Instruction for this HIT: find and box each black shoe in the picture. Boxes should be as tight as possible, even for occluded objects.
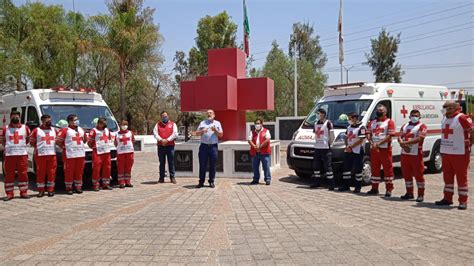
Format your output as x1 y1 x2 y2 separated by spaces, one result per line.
93 187 100 192
435 199 453 206
3 195 13 201
119 184 125 189
338 185 350 192
458 203 467 210
265 181 271 186
66 190 74 195
158 179 165 183
47 192 54 197
384 191 392 198
400 193 414 200
170 178 177 184
250 180 259 185
37 191 45 198
367 189 379 195
328 180 335 191
125 184 133 188
75 190 83 194
353 187 361 193
309 183 321 189
102 186 113 190
196 183 204 189
209 182 215 188
416 196 424 202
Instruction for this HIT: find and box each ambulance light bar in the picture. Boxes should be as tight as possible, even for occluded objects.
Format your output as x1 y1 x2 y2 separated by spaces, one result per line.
51 87 97 93
326 82 366 90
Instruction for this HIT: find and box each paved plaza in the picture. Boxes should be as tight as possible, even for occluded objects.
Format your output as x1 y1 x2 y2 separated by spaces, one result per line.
0 152 473 265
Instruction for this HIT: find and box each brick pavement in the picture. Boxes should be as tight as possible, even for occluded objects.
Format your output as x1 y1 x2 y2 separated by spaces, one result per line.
0 152 473 265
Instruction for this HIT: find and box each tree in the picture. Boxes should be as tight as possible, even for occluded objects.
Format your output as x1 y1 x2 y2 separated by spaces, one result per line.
288 22 327 116
289 22 327 69
365 28 403 83
261 41 293 120
91 0 163 120
188 11 237 77
0 0 34 91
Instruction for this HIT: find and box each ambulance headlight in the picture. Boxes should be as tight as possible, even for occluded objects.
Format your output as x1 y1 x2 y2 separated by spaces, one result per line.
334 132 346 144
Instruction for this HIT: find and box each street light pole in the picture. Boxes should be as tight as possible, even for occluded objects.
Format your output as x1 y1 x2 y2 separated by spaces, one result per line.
293 42 298 117
343 66 354 84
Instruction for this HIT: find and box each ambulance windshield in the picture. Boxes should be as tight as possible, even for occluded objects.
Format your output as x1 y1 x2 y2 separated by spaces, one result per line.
303 100 372 129
40 105 118 131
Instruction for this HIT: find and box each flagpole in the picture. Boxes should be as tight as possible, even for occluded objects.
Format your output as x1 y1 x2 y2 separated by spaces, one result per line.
338 0 344 84
294 43 298 117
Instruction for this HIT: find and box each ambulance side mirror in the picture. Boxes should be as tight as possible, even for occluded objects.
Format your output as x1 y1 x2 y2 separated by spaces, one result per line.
26 121 39 131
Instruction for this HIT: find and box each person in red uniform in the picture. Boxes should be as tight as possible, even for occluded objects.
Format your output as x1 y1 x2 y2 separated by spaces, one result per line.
115 120 135 188
398 110 428 202
367 104 396 197
88 117 112 191
56 114 86 195
30 114 57 197
153 111 178 184
435 101 474 210
1 110 30 201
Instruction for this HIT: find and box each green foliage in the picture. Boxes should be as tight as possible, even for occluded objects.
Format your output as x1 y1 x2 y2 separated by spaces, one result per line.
188 11 237 77
0 0 166 134
365 28 403 83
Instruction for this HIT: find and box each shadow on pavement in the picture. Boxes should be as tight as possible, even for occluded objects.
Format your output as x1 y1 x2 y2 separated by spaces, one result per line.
141 181 159 185
411 202 457 210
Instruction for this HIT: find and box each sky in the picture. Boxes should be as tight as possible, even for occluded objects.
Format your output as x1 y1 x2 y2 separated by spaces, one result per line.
14 0 474 88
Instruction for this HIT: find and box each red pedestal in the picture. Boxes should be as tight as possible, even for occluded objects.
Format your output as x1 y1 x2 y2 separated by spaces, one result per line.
180 48 274 141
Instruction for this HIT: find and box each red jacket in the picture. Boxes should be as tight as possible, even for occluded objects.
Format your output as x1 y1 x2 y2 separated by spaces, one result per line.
249 128 271 156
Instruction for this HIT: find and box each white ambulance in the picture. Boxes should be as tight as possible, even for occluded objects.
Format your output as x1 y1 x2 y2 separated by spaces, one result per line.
0 88 119 182
287 82 454 184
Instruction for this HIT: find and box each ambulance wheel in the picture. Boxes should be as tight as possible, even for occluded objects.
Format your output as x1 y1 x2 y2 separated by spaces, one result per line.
362 156 372 185
427 143 442 173
295 171 312 178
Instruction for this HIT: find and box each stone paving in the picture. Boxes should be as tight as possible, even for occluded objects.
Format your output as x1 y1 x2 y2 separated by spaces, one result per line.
0 152 473 265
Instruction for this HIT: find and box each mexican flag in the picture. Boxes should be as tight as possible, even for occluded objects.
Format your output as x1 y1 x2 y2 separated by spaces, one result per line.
243 0 250 57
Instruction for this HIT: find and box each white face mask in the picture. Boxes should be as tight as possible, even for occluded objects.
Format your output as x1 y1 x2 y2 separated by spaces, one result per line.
255 124 262 130
74 120 80 126
121 125 128 131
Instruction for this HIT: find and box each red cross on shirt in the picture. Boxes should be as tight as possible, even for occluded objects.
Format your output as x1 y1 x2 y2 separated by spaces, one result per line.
120 135 130 145
442 124 454 139
347 131 356 142
41 132 54 145
315 127 324 138
9 130 23 144
72 133 82 145
373 124 384 136
400 105 408 118
99 133 109 142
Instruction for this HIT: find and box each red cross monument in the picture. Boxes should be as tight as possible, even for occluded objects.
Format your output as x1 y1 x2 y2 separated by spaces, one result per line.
180 48 274 141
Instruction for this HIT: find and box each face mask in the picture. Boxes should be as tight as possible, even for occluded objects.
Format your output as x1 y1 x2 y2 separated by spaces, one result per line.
121 125 128 131
441 108 447 116
74 120 80 126
45 121 52 127
162 117 169 123
410 117 420 123
255 124 262 130
376 111 384 117
11 117 19 124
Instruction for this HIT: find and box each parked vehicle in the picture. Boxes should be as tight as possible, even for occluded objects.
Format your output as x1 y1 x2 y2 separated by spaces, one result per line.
287 82 458 184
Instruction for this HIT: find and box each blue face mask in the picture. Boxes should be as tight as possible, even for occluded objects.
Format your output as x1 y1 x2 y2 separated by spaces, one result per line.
162 117 169 123
410 116 420 123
